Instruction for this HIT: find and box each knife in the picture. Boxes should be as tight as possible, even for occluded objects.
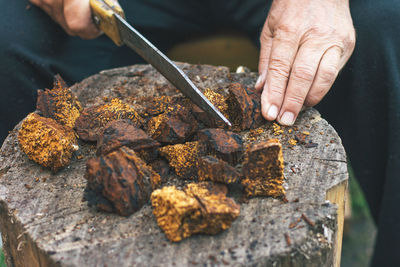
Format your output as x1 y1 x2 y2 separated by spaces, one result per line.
89 0 232 127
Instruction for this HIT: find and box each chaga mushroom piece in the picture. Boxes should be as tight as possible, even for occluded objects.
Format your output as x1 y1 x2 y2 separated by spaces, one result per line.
36 75 82 128
143 95 189 118
197 128 244 165
159 141 206 179
149 159 170 180
143 96 175 117
151 186 200 242
74 98 144 141
184 182 239 235
226 83 264 131
147 104 198 144
241 139 285 198
151 182 240 242
96 120 160 156
18 113 78 172
197 156 241 184
192 88 229 128
85 146 161 216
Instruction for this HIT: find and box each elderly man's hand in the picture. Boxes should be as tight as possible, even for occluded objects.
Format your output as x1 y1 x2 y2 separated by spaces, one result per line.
29 0 102 39
255 0 356 126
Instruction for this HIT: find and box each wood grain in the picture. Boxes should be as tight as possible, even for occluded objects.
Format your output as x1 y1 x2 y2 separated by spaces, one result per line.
0 63 348 267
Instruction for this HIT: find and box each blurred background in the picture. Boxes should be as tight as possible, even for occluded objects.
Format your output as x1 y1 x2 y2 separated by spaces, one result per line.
0 33 375 267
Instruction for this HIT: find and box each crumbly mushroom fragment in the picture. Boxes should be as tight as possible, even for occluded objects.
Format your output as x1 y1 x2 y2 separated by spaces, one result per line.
241 139 285 198
151 182 240 242
36 75 82 128
192 88 229 128
159 141 206 178
18 113 78 172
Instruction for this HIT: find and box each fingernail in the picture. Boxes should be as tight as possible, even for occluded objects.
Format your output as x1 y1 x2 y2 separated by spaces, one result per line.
267 105 278 120
280 112 295 126
255 73 264 88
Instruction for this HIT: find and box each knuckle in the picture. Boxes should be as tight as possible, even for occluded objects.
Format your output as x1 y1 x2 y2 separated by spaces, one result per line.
286 93 305 106
275 23 297 36
273 26 299 47
260 31 271 43
304 24 333 41
304 94 321 107
291 65 315 83
307 24 328 36
339 29 356 51
319 65 338 84
305 88 326 106
274 35 298 49
65 18 86 33
268 57 291 80
347 31 356 49
269 87 285 98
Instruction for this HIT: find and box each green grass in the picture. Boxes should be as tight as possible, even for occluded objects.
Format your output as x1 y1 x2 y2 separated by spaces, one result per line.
341 163 376 267
0 248 5 267
348 164 372 219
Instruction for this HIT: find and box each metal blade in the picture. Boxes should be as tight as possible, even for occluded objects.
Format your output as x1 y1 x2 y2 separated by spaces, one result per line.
114 14 231 127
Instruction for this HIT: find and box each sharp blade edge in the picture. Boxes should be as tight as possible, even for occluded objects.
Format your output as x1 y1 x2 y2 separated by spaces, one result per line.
114 14 231 126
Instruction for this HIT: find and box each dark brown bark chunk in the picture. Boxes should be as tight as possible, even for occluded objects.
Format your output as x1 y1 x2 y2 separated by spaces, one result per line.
147 104 198 144
197 128 244 165
147 114 193 144
85 146 161 216
241 139 285 198
96 120 159 156
226 83 264 131
149 159 170 181
74 99 144 141
197 156 241 184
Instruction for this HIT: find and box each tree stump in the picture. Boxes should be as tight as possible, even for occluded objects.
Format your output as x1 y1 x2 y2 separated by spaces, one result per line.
0 63 347 267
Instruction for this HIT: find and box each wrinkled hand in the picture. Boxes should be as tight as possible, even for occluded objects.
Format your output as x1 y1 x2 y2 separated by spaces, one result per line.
29 0 101 39
255 0 356 126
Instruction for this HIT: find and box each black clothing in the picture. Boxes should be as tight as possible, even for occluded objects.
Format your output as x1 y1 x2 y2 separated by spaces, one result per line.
0 0 399 265
317 1 400 265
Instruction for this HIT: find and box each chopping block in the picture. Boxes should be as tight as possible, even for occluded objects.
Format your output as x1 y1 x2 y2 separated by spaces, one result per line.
0 63 347 267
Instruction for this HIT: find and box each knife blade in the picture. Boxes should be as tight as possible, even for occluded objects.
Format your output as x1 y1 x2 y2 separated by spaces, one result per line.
90 0 231 127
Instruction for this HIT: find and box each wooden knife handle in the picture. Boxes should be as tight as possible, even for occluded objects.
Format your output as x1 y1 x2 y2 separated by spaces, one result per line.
90 0 125 46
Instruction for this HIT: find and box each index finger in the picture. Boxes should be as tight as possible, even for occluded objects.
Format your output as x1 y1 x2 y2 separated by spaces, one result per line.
261 31 299 121
278 44 323 125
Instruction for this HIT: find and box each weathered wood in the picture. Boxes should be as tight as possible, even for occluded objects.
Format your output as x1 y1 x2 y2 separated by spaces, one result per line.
0 63 348 267
326 180 348 267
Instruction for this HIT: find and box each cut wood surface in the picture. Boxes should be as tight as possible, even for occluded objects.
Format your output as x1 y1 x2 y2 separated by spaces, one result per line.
0 63 348 267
